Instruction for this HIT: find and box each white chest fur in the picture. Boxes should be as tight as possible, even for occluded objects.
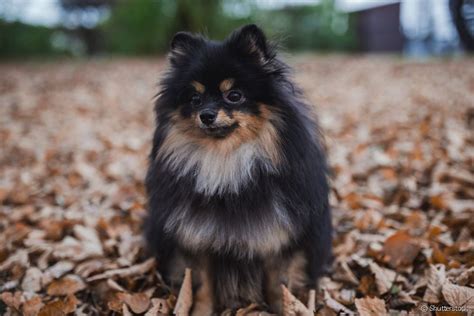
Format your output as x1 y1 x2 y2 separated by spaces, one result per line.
157 125 278 196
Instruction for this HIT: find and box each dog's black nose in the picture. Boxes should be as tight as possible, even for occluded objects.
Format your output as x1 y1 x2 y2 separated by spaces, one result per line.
199 110 217 125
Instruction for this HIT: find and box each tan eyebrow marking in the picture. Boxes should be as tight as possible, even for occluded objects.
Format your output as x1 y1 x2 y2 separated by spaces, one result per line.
219 78 235 93
191 81 205 94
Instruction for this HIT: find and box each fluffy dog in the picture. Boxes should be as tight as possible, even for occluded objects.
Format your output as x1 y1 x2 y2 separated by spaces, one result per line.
145 24 332 314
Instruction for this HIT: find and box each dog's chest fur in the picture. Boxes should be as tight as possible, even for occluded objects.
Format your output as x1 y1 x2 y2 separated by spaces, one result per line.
158 125 278 196
157 129 293 258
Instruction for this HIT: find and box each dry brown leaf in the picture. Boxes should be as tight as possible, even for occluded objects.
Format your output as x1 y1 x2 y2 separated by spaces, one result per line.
322 290 352 315
74 259 107 278
0 291 23 311
423 264 446 303
53 236 100 261
42 261 75 285
73 225 104 255
107 293 123 312
22 296 44 316
38 295 78 316
107 278 127 292
118 233 142 265
383 231 421 268
47 274 86 296
441 282 474 309
390 291 416 309
337 289 355 305
0 249 29 271
87 258 155 281
21 267 43 293
0 280 19 292
307 289 316 314
122 303 133 316
355 297 387 316
246 312 275 316
236 303 259 316
174 268 193 316
63 295 80 313
333 260 358 285
369 262 396 295
281 284 312 316
38 300 67 316
117 292 151 314
145 298 172 315
357 274 378 297
455 266 474 286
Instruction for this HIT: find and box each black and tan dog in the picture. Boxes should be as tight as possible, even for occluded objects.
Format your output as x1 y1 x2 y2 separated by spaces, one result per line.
144 24 332 315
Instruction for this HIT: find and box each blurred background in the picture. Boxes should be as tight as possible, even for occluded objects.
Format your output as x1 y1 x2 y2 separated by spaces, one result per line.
1 0 473 59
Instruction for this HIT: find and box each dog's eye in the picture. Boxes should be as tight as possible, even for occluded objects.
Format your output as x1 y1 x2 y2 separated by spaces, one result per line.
190 93 202 107
224 90 244 104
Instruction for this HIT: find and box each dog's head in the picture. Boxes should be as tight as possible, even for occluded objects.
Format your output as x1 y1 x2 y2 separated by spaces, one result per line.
159 25 284 146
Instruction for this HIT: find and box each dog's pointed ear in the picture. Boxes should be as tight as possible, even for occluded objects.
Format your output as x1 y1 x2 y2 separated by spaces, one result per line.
169 32 203 64
227 24 270 62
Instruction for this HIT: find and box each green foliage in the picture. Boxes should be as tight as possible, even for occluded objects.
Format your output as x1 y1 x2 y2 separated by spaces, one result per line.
0 0 357 57
101 0 250 55
101 0 172 54
252 0 357 51
0 21 61 57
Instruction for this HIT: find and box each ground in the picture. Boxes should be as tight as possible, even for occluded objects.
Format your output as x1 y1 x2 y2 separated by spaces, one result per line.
0 56 473 315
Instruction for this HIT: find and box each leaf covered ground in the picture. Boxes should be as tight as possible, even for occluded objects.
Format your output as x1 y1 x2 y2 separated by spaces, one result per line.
0 56 473 315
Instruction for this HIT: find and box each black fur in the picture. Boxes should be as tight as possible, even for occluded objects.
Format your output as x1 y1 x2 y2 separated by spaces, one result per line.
145 24 332 313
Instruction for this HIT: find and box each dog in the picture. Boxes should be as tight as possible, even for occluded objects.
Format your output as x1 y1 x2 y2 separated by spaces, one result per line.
144 24 332 315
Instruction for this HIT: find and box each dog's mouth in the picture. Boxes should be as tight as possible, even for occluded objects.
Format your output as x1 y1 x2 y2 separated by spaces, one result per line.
200 123 238 138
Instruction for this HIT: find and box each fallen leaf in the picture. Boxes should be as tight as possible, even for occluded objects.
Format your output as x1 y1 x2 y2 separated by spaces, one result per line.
73 225 104 256
145 298 172 315
0 249 29 271
369 262 396 294
107 278 127 292
307 289 316 314
423 264 446 303
236 303 259 316
355 297 387 316
42 260 75 285
117 292 150 314
87 258 155 281
174 268 193 316
322 290 352 315
63 295 80 313
281 284 312 316
21 267 43 293
441 282 474 309
338 289 355 305
47 275 86 296
74 259 107 278
383 231 421 268
22 296 44 316
0 291 23 311
122 303 133 316
38 300 66 316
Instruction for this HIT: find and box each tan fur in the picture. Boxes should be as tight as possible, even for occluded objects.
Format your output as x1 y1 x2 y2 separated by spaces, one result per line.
157 104 282 195
166 251 188 291
264 251 309 314
191 81 206 94
264 259 286 314
215 110 235 126
287 251 308 294
192 261 214 316
219 78 234 92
